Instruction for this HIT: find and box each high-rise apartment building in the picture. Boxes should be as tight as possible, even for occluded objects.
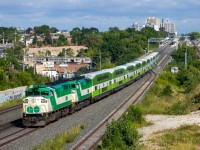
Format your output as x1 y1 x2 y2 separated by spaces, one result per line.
146 17 161 28
146 17 161 31
132 21 141 31
163 20 176 34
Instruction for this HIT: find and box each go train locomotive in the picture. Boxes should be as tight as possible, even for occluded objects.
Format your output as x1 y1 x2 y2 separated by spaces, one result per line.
22 52 159 126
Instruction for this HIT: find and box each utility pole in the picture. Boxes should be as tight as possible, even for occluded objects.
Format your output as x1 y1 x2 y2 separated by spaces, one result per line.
34 54 36 74
64 50 67 78
23 50 25 72
185 41 187 70
24 28 26 46
99 49 101 70
15 30 16 43
3 32 4 44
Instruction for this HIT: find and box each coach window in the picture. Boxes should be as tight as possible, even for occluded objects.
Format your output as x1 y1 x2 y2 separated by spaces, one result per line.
109 81 112 85
95 86 97 90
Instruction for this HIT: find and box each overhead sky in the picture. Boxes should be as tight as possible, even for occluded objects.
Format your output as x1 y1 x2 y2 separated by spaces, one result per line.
0 0 199 34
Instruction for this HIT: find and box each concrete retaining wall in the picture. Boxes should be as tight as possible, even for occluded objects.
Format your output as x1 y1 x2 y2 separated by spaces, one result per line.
0 86 27 103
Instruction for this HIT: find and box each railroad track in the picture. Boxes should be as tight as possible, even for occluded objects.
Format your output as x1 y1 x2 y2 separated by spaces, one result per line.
0 104 22 115
70 51 171 150
0 127 38 147
70 70 157 150
0 118 23 133
157 54 171 70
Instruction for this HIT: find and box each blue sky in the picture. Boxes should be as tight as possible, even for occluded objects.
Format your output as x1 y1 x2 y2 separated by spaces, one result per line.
0 0 199 34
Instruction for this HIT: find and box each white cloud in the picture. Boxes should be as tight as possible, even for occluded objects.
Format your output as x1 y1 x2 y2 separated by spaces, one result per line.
0 0 199 33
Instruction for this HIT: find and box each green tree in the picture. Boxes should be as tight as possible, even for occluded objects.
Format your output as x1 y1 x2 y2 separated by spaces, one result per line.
190 32 200 40
57 35 67 46
0 71 9 90
32 34 38 45
101 119 139 149
82 33 103 48
75 67 90 76
162 85 173 96
45 50 51 57
34 24 51 35
70 27 82 45
18 72 34 86
0 58 10 71
50 27 59 33
44 34 52 45
58 48 74 57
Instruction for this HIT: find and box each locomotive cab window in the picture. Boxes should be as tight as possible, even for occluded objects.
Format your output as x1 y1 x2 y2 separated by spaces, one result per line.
26 91 33 96
50 91 54 97
71 84 77 88
41 91 49 96
33 91 40 96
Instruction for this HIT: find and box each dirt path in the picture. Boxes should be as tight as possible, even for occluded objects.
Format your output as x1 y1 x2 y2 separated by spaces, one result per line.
139 111 200 148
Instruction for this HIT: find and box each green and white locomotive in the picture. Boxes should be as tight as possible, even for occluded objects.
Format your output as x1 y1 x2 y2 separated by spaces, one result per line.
22 52 159 126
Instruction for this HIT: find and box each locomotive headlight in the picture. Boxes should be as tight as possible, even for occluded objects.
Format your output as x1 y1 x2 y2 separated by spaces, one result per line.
23 99 28 103
41 99 47 103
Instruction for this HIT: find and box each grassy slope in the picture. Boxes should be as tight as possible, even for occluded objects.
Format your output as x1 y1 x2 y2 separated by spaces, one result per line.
0 98 23 110
138 72 200 115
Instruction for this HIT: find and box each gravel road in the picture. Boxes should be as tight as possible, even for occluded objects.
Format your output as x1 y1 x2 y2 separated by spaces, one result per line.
139 111 200 148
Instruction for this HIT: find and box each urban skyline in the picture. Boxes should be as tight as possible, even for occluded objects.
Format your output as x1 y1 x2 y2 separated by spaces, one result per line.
0 0 199 34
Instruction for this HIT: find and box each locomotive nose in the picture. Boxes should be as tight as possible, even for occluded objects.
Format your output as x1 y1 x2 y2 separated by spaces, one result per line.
26 106 40 113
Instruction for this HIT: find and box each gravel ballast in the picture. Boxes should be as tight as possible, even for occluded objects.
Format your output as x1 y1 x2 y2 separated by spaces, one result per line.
1 74 150 150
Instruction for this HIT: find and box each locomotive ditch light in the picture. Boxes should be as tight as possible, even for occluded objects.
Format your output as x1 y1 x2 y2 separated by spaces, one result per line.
23 99 28 103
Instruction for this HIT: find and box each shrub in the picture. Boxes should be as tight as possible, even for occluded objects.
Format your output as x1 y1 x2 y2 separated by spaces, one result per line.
124 106 145 124
192 93 200 104
101 119 139 149
101 120 127 149
162 85 173 96
167 101 189 115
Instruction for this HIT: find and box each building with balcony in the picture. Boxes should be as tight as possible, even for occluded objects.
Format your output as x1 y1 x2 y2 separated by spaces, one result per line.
163 20 176 35
146 17 161 31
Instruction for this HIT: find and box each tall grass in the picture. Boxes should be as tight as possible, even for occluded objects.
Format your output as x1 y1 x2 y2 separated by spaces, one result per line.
138 70 200 115
0 98 23 110
33 124 86 150
151 124 200 150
